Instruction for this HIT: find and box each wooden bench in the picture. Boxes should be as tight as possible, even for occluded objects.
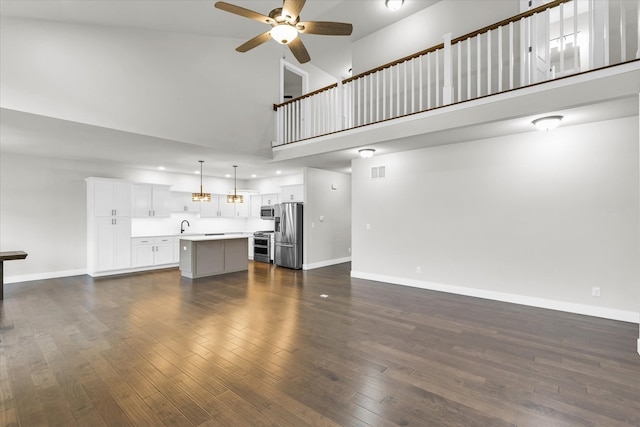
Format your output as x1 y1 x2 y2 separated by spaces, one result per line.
0 251 28 299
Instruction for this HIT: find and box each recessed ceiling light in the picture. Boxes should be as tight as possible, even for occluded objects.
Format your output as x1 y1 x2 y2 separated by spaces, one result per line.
194 170 200 175
276 170 282 175
225 174 231 178
158 166 165 170
251 174 257 178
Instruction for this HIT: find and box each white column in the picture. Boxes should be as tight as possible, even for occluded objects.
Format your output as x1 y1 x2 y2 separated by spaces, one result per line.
442 32 454 105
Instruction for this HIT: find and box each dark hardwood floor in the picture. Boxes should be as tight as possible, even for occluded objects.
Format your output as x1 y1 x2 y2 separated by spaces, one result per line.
0 262 638 426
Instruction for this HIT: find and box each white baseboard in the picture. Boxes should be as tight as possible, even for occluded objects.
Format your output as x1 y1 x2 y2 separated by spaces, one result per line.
350 271 640 324
4 268 87 284
89 263 179 278
303 257 351 270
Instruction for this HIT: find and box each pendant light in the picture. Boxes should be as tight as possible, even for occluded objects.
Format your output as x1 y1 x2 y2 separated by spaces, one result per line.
192 160 212 202
227 165 244 203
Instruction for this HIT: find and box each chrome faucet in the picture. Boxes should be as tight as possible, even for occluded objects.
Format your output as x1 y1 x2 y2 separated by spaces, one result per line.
180 219 190 234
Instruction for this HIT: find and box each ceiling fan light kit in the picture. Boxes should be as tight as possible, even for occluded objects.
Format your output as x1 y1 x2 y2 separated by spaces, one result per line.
271 23 298 44
214 0 353 64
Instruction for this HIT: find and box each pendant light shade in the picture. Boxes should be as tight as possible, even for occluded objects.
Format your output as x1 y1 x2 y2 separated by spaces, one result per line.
227 165 244 203
192 160 212 202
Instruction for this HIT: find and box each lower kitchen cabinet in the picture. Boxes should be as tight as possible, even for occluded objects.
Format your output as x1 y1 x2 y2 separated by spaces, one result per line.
94 218 131 273
131 236 177 268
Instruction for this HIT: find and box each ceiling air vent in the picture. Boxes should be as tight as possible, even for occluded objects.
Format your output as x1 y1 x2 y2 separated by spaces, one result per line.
370 165 386 179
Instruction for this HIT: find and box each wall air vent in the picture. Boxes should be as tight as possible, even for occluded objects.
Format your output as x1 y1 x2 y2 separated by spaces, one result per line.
370 165 386 179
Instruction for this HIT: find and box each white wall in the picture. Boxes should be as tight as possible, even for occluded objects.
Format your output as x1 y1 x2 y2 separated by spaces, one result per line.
303 167 351 269
351 0 520 74
352 116 639 322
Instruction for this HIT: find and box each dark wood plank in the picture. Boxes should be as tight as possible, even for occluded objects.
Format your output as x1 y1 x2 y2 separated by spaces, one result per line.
0 262 638 426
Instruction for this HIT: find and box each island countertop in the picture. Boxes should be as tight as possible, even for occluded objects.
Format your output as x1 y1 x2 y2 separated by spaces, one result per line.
178 233 251 242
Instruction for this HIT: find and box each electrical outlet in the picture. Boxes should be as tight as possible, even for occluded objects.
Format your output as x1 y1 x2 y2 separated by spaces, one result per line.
416 266 422 273
366 224 371 230
592 287 601 297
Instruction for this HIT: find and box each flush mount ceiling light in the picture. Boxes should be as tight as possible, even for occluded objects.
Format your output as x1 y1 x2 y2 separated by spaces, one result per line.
192 160 212 202
385 0 404 11
270 23 299 44
532 115 563 131
227 165 244 204
359 148 376 158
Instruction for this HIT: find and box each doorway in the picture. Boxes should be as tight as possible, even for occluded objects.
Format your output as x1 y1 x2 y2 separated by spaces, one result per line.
280 59 308 103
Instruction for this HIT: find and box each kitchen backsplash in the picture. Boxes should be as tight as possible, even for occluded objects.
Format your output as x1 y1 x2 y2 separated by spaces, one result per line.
131 213 274 237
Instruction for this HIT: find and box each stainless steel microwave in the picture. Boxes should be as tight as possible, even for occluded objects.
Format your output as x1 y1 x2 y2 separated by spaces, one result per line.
260 205 276 220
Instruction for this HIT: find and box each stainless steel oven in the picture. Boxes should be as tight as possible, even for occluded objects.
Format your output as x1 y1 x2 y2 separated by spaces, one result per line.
253 231 273 263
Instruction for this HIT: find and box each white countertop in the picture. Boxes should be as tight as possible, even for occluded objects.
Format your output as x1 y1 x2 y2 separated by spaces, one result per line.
132 232 255 239
178 234 251 242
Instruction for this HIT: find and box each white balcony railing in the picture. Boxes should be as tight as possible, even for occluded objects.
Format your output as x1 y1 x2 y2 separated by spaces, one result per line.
274 0 640 146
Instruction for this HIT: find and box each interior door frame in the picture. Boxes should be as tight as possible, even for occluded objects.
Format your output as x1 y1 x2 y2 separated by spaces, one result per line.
280 59 309 103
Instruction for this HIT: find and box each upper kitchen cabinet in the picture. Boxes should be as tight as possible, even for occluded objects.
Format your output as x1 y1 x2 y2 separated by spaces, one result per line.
250 195 262 217
280 185 304 202
200 194 233 218
170 191 201 214
132 184 171 218
261 193 280 206
88 178 132 217
233 194 250 218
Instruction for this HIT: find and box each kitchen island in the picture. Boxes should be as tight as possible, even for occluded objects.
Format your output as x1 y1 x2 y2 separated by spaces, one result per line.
179 235 249 279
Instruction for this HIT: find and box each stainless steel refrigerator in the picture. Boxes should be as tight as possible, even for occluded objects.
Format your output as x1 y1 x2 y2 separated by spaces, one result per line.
274 202 303 269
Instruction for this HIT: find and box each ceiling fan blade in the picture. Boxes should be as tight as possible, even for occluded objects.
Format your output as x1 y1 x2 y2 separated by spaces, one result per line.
288 38 310 64
282 0 306 20
214 2 274 24
236 31 272 52
297 21 353 36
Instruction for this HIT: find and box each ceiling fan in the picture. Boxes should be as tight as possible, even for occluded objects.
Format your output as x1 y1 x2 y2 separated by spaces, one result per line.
214 0 353 64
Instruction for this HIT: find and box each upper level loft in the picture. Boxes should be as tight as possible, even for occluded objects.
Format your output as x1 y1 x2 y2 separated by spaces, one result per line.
272 0 640 162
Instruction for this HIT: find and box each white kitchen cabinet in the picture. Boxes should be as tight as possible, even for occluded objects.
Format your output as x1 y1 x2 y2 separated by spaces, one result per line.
87 178 133 276
200 194 240 218
95 218 131 272
170 191 201 214
250 195 262 218
248 236 254 260
218 195 236 218
261 193 280 206
132 184 171 218
131 236 176 268
280 185 304 202
92 179 131 217
234 194 250 218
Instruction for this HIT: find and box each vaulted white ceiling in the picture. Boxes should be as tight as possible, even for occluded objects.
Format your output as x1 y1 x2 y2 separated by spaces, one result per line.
1 0 637 180
0 0 442 178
